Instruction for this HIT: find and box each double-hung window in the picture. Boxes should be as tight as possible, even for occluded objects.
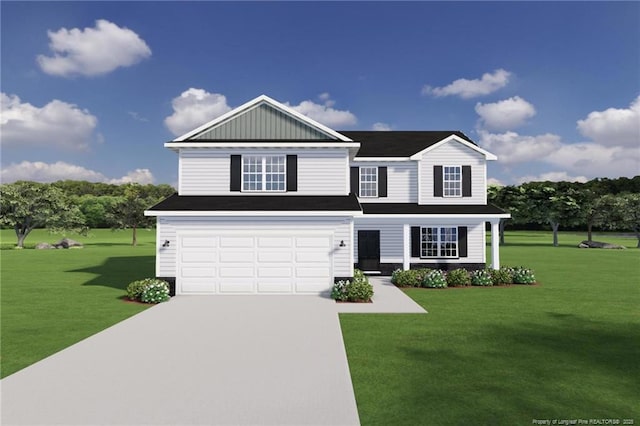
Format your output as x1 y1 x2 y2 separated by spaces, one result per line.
242 155 286 192
421 227 458 258
443 166 462 197
359 167 378 197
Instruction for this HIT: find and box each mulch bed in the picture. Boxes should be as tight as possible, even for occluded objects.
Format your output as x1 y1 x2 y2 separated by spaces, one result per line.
119 295 150 305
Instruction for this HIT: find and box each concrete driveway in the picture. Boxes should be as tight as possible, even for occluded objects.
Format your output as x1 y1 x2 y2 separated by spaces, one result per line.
1 296 360 426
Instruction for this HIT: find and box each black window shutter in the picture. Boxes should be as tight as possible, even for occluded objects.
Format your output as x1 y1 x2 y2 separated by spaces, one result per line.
350 167 359 196
462 166 472 197
230 155 241 191
378 167 387 197
458 226 468 258
411 226 421 258
286 155 297 191
433 166 443 197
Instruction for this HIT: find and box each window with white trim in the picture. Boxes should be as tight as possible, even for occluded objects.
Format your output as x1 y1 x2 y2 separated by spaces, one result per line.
421 227 458 258
242 155 286 192
359 167 378 197
443 166 462 197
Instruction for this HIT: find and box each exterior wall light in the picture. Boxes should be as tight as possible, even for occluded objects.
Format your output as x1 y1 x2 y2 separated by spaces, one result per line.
162 240 170 247
339 240 346 247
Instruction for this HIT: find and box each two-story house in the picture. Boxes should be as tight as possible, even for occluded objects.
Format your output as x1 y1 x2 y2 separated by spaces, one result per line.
145 95 509 295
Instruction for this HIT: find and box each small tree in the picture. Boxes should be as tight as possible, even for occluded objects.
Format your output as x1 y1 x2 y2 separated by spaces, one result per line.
520 183 582 247
583 193 618 241
0 181 87 247
106 183 157 246
615 193 640 248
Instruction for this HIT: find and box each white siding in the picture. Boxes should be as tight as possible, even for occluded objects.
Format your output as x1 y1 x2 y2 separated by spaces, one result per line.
351 161 418 203
353 216 486 265
419 142 486 205
179 148 349 196
156 216 353 279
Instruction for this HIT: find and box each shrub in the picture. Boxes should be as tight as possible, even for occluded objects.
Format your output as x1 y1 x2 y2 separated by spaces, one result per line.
422 269 447 288
471 269 494 286
331 269 374 302
446 268 471 287
491 267 514 285
331 280 349 302
512 267 536 285
391 269 425 287
126 278 170 303
140 281 170 303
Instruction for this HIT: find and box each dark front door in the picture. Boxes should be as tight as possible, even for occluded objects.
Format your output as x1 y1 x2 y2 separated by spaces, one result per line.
358 230 380 271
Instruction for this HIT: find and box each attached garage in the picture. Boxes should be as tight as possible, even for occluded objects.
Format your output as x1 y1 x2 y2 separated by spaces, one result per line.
177 232 333 294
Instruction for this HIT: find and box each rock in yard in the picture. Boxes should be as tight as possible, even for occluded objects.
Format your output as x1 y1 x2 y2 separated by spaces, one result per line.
578 240 626 249
35 242 53 250
52 238 84 249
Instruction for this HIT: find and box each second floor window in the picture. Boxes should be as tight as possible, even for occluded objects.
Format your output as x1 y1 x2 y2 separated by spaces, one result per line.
242 155 286 191
443 166 462 197
359 167 378 197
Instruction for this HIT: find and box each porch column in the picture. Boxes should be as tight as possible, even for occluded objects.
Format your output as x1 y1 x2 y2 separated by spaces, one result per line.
403 224 411 270
490 219 500 270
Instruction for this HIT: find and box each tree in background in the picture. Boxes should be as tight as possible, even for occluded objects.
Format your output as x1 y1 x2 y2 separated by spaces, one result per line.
0 181 87 247
519 182 583 246
615 193 640 248
106 183 164 246
487 184 526 245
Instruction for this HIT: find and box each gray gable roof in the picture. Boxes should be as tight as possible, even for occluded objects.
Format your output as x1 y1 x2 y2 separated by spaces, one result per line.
341 131 475 157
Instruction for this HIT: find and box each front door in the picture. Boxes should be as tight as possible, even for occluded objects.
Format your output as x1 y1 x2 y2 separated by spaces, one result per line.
358 230 380 271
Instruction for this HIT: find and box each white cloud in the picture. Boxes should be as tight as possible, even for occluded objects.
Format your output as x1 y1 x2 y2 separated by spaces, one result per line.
487 177 505 187
287 94 357 128
128 111 148 122
1 93 98 150
478 130 562 164
0 161 154 185
475 96 536 131
164 88 232 136
516 171 589 184
37 19 151 77
422 69 511 99
543 142 640 179
372 122 391 131
577 96 640 147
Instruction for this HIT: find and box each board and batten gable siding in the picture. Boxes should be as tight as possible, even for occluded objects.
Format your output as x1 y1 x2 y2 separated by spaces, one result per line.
350 161 418 203
156 216 353 278
419 141 486 205
178 148 349 195
353 217 486 265
191 103 332 141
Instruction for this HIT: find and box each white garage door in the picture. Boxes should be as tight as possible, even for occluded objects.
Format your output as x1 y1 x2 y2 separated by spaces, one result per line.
177 232 333 294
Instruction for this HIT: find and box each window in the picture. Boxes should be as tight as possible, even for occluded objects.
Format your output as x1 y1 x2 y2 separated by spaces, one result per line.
443 166 462 197
242 156 286 191
360 167 378 197
421 227 457 258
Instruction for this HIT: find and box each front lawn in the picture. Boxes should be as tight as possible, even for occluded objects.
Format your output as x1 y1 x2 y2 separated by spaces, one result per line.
0 229 156 378
340 231 639 424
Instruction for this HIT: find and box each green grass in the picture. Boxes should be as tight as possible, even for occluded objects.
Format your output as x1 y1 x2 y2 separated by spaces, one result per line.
341 231 640 425
1 228 156 378
2 229 639 424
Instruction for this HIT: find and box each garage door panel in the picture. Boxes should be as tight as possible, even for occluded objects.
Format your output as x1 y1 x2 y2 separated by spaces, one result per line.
220 236 253 248
258 266 293 278
258 251 293 262
181 279 215 293
257 279 292 293
220 279 254 293
220 250 253 262
296 266 331 278
295 252 327 263
220 266 255 278
258 237 292 248
182 251 217 263
295 279 329 293
181 237 218 248
296 237 330 248
181 267 216 278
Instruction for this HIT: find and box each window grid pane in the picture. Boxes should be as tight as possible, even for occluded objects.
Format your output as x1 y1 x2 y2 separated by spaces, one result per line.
443 166 462 197
360 167 378 197
420 226 458 258
242 155 285 192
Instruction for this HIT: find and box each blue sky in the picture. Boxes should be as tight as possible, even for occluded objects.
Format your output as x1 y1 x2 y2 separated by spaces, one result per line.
2 1 639 187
